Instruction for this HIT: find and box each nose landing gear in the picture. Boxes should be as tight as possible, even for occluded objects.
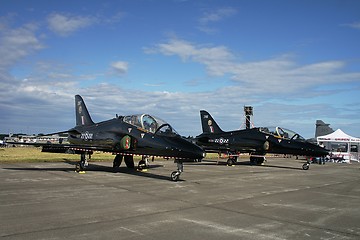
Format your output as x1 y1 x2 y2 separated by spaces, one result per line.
302 161 310 170
171 160 184 181
138 156 151 171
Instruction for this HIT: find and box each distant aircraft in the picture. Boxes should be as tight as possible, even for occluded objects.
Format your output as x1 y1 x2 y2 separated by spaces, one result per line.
7 95 205 181
195 110 329 170
315 120 334 138
307 120 334 144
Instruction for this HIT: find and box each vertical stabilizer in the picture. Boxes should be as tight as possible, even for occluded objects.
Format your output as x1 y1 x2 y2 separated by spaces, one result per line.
315 120 334 138
75 95 94 126
200 110 224 134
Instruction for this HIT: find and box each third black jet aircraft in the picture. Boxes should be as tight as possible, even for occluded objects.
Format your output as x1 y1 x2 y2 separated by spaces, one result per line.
195 110 328 170
8 95 205 181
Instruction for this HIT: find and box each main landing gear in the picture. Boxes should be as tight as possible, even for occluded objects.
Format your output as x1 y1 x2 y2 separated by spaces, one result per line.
250 155 266 165
75 153 92 173
113 154 123 168
112 154 135 170
226 156 238 166
171 160 184 181
114 155 185 181
77 153 186 181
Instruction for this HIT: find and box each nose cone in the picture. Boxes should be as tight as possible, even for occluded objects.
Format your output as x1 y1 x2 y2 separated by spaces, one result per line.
174 138 206 160
315 146 329 157
190 142 206 159
305 143 329 157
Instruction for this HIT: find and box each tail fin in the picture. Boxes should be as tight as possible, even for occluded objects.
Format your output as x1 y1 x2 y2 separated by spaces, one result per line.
315 120 334 138
75 95 94 126
200 110 224 134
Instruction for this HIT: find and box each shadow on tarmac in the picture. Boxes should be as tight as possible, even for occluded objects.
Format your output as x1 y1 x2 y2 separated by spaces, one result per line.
3 161 180 182
190 159 305 171
3 158 308 183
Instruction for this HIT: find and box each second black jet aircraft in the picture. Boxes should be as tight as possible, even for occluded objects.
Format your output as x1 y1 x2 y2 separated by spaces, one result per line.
195 110 328 170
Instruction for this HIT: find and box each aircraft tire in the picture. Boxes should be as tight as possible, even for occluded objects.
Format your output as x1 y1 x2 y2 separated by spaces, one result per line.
75 161 86 172
302 163 310 170
250 156 265 165
171 171 180 181
227 159 234 166
113 155 123 168
124 155 135 169
75 163 81 172
138 160 147 170
257 157 265 165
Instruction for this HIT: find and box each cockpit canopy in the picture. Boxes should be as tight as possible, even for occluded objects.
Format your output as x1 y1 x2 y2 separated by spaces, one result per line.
259 126 305 140
123 114 179 135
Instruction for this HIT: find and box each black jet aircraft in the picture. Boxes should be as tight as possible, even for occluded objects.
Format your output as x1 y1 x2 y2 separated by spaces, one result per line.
8 95 205 181
195 110 328 170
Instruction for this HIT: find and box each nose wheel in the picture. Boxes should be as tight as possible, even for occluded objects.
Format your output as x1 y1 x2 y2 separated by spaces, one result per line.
302 162 310 170
171 160 184 181
171 171 181 181
138 156 150 171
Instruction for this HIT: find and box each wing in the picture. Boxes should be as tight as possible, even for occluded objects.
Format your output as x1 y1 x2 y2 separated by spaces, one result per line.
5 141 113 154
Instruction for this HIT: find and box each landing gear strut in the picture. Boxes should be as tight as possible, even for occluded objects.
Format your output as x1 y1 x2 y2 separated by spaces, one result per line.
138 156 150 171
76 153 91 172
171 160 183 181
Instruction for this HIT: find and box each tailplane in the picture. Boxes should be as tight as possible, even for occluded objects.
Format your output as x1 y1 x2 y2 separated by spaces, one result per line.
200 110 224 134
315 120 334 138
75 95 95 126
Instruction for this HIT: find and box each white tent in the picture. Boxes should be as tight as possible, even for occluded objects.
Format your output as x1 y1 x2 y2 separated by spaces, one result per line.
317 129 360 162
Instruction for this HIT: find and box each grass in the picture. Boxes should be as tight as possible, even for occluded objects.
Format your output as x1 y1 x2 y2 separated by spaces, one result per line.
0 147 252 163
0 147 115 163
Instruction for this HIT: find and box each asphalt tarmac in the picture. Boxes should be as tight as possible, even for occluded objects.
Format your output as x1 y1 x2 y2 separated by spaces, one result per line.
1 157 360 240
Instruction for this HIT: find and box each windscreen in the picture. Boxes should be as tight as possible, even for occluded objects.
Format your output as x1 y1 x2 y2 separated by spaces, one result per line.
260 127 304 140
155 123 179 136
123 114 170 134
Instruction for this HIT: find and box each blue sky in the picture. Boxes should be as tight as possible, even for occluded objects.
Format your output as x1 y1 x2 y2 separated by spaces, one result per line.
1 0 359 138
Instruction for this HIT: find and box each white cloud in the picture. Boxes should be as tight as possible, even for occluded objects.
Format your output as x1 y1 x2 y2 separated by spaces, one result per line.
111 61 129 75
0 23 44 70
1 79 358 137
0 20 85 132
199 7 237 24
47 13 95 36
147 38 360 95
46 11 125 37
198 7 237 33
342 21 360 30
103 11 126 24
154 38 233 64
